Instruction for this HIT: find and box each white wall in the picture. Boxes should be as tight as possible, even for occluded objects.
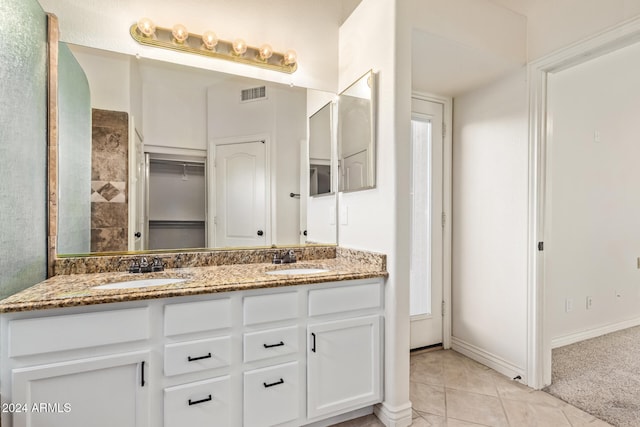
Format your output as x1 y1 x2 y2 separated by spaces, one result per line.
69 45 132 112
451 68 529 376
142 69 208 150
525 1 640 61
38 0 340 92
546 41 640 342
207 80 306 245
339 0 412 424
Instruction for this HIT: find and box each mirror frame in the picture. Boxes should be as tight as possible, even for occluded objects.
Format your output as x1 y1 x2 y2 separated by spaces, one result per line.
47 13 59 277
337 69 376 193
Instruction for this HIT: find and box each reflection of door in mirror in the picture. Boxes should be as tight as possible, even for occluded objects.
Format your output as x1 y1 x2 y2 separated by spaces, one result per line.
309 102 333 197
211 139 267 248
146 154 206 250
338 71 375 192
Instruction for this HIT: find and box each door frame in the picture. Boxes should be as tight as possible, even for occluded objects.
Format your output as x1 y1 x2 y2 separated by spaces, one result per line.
411 91 452 349
526 17 640 389
208 134 272 247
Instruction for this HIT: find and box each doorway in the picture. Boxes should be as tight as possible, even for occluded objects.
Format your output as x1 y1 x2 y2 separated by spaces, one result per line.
410 97 445 349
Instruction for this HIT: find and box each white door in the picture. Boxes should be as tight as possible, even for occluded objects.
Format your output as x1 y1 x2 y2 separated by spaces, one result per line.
410 98 444 349
11 351 149 427
343 150 368 191
213 141 267 247
307 315 382 419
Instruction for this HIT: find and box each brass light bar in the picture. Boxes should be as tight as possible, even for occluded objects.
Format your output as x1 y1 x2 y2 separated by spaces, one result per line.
129 22 298 74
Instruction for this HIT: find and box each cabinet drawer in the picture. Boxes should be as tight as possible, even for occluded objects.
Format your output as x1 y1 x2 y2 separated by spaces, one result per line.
164 376 230 427
243 326 298 363
308 282 382 317
243 292 298 325
9 307 149 357
164 336 231 376
164 298 231 336
243 361 299 427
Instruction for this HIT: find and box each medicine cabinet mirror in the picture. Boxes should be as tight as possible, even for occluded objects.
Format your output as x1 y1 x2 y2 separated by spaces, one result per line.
338 70 376 192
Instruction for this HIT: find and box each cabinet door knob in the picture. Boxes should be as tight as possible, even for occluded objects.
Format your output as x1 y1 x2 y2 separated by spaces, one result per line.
134 232 142 238
257 230 264 236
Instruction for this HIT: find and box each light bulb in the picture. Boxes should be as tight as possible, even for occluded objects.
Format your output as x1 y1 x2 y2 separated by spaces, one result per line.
136 18 156 37
283 49 297 66
172 24 189 44
258 44 273 61
202 31 218 50
232 38 247 56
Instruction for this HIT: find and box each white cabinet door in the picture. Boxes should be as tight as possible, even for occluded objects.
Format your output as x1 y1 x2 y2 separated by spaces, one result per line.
11 351 149 427
307 315 382 420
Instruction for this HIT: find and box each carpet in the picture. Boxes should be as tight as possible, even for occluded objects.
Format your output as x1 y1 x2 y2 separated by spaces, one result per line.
543 326 640 427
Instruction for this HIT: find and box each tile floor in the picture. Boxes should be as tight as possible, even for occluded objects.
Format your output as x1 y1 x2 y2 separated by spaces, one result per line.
333 349 611 427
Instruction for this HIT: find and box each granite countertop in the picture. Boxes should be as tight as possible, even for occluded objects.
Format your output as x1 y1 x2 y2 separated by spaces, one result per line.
0 251 387 313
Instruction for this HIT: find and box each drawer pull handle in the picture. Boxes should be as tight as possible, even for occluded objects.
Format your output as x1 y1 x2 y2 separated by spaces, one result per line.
188 352 212 362
188 395 212 406
311 332 316 353
263 378 284 388
263 341 285 349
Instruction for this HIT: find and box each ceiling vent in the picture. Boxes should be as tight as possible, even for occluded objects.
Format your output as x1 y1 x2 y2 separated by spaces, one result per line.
241 86 267 102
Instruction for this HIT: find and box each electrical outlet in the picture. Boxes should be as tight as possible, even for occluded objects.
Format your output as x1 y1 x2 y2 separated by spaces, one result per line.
586 296 593 310
565 298 573 313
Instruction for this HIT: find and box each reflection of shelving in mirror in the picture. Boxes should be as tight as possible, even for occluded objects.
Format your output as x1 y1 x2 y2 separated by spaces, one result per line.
147 156 206 250
310 165 331 196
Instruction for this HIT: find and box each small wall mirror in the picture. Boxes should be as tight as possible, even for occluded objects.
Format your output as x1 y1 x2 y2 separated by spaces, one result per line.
308 102 333 196
338 70 376 192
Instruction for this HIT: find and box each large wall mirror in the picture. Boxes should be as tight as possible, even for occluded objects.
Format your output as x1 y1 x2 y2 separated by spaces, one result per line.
54 43 338 256
338 70 376 192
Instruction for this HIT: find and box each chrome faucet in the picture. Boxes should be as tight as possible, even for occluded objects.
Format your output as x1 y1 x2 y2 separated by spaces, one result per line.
272 250 297 264
129 257 164 273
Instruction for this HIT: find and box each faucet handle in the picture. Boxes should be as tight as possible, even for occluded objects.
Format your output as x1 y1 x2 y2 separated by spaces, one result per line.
152 257 164 272
129 259 141 274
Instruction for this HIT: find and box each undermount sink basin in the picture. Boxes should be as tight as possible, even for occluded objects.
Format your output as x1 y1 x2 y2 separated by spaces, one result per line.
93 278 187 290
265 268 329 275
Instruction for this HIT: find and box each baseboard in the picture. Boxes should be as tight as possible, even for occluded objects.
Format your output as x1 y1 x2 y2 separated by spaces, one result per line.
373 401 413 427
303 406 373 427
551 316 640 349
451 337 526 383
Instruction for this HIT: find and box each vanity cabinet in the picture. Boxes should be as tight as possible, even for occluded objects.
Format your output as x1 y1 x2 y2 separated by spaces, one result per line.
11 351 149 427
2 307 151 427
0 278 384 427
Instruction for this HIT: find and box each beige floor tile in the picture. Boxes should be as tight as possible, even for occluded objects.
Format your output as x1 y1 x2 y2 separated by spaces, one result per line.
446 388 508 426
444 364 499 397
410 381 446 416
416 411 448 426
502 398 572 426
411 356 445 386
330 414 384 427
447 418 491 427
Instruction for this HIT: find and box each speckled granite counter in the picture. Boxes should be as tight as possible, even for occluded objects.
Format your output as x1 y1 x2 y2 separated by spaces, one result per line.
0 247 387 313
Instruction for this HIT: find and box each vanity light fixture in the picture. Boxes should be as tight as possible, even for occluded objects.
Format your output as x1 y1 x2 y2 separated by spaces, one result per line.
137 17 156 37
232 38 248 56
201 31 218 50
258 44 273 61
130 19 297 73
171 24 189 44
